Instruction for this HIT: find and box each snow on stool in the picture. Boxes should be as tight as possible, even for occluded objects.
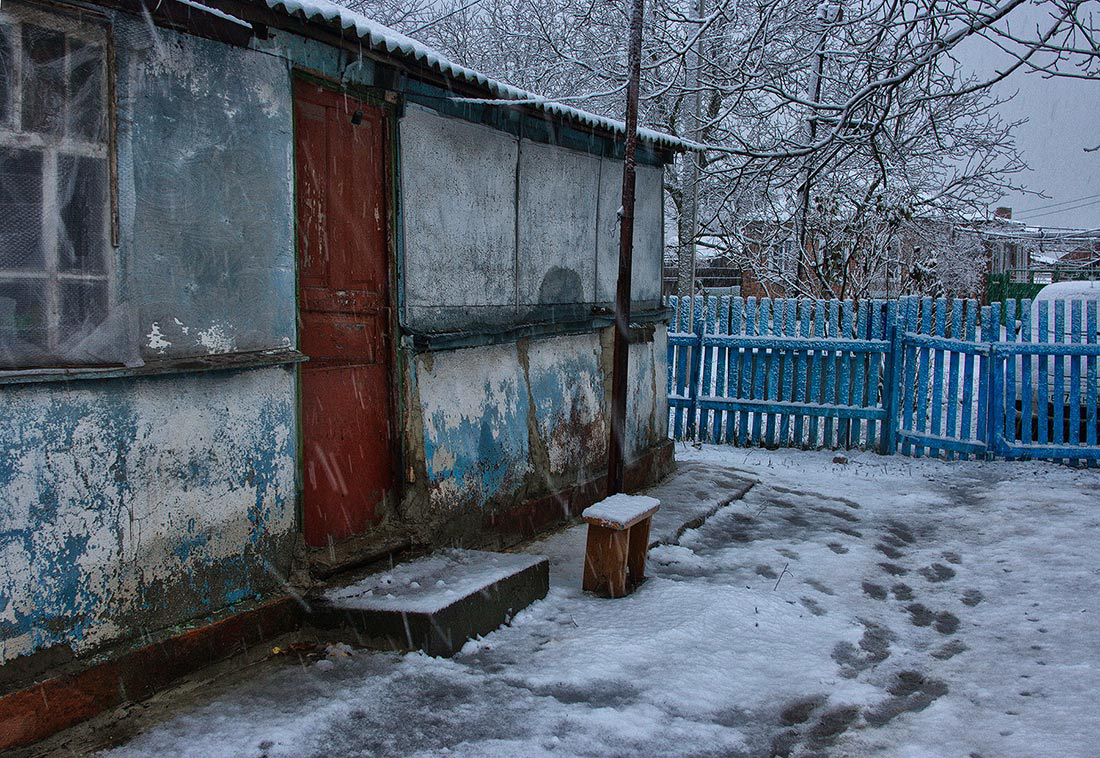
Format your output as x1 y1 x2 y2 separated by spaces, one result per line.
580 494 660 598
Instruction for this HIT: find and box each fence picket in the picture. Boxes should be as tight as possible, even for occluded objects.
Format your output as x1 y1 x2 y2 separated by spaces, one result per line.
808 301 825 448
1037 300 1049 448
900 297 919 456
869 300 887 451
779 299 798 447
1070 300 1082 454
944 299 963 460
988 302 1003 458
837 301 854 448
666 295 676 398
795 300 812 448
976 303 992 452
727 298 743 443
764 298 780 448
820 300 838 448
740 298 757 446
913 298 934 457
698 296 717 441
752 299 769 445
1012 299 1029 453
672 297 688 438
957 300 978 460
1053 300 1066 456
1087 301 1098 460
853 302 869 448
712 296 730 442
1003 299 1018 459
929 298 947 458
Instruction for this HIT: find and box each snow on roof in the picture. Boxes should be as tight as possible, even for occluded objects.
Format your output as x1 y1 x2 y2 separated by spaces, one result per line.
180 0 252 28
261 0 692 153
1032 280 1100 301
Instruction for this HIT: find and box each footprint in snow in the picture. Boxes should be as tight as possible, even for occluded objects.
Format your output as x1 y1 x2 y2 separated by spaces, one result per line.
918 563 956 583
891 583 914 601
862 581 888 601
961 589 983 606
875 542 905 560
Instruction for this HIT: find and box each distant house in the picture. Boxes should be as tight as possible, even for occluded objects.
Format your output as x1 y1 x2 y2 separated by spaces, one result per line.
974 209 1100 302
0 0 682 723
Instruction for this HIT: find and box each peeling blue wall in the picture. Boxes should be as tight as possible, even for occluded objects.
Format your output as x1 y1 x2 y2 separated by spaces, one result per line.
0 12 672 674
412 331 668 516
417 343 533 510
0 16 299 669
0 368 297 665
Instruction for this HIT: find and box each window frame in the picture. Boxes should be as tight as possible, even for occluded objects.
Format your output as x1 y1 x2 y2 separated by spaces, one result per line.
0 0 119 367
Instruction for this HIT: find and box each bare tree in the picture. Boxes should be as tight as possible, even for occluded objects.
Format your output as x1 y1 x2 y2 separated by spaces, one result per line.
345 0 1100 299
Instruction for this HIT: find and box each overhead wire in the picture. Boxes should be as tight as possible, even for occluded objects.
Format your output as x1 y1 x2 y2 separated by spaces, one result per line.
1013 192 1100 216
1015 197 1100 221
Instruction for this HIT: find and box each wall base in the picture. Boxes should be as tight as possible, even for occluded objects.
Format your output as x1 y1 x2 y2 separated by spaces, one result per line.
486 438 676 541
0 596 302 753
0 439 676 752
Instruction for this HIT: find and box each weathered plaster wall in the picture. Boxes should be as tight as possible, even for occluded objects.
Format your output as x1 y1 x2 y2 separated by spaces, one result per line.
0 19 300 674
524 335 607 478
625 324 670 459
114 17 296 359
596 162 665 304
399 105 666 333
517 141 601 307
0 367 297 668
0 16 671 677
405 328 667 533
416 342 533 514
400 105 519 332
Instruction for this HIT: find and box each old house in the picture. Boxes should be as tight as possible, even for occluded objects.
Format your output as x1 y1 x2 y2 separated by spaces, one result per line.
0 0 681 742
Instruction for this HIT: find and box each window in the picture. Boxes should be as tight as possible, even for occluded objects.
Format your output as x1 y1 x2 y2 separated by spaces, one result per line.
0 2 114 369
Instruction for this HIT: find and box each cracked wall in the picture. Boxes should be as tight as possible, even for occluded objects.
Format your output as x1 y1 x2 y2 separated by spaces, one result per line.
399 105 666 333
0 367 297 668
0 17 298 673
404 327 670 538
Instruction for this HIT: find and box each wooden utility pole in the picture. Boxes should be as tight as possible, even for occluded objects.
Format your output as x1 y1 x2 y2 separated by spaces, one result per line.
796 2 840 285
677 0 705 320
607 0 645 497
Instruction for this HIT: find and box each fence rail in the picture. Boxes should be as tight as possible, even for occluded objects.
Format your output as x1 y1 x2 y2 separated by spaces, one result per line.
666 294 1100 465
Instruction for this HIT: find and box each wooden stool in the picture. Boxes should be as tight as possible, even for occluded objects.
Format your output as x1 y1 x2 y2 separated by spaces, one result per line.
581 495 660 598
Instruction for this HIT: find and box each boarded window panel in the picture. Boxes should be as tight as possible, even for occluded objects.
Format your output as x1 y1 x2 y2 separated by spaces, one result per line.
67 38 103 142
57 154 105 272
22 24 65 135
0 24 12 126
59 279 107 330
0 147 44 269
0 279 48 351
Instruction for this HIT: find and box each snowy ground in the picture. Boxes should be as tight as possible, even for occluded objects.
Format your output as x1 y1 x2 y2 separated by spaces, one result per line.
102 447 1100 758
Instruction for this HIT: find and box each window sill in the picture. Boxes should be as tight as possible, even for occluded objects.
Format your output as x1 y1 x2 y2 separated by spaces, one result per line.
402 306 671 352
0 348 307 386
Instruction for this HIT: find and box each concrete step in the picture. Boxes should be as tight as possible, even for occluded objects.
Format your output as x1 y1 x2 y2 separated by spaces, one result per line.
311 549 549 657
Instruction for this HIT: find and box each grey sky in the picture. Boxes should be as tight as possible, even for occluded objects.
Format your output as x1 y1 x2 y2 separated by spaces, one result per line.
957 8 1100 230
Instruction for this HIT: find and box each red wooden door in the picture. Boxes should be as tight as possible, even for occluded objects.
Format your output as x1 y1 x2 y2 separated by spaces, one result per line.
294 81 394 548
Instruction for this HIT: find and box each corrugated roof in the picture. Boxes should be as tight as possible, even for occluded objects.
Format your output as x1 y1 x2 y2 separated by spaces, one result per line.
261 0 693 152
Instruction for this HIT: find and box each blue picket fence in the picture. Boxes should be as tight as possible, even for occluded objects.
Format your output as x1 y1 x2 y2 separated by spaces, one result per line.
666 295 1100 464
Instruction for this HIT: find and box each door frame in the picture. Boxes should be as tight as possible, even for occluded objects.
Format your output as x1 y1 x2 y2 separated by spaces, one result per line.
290 71 405 542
